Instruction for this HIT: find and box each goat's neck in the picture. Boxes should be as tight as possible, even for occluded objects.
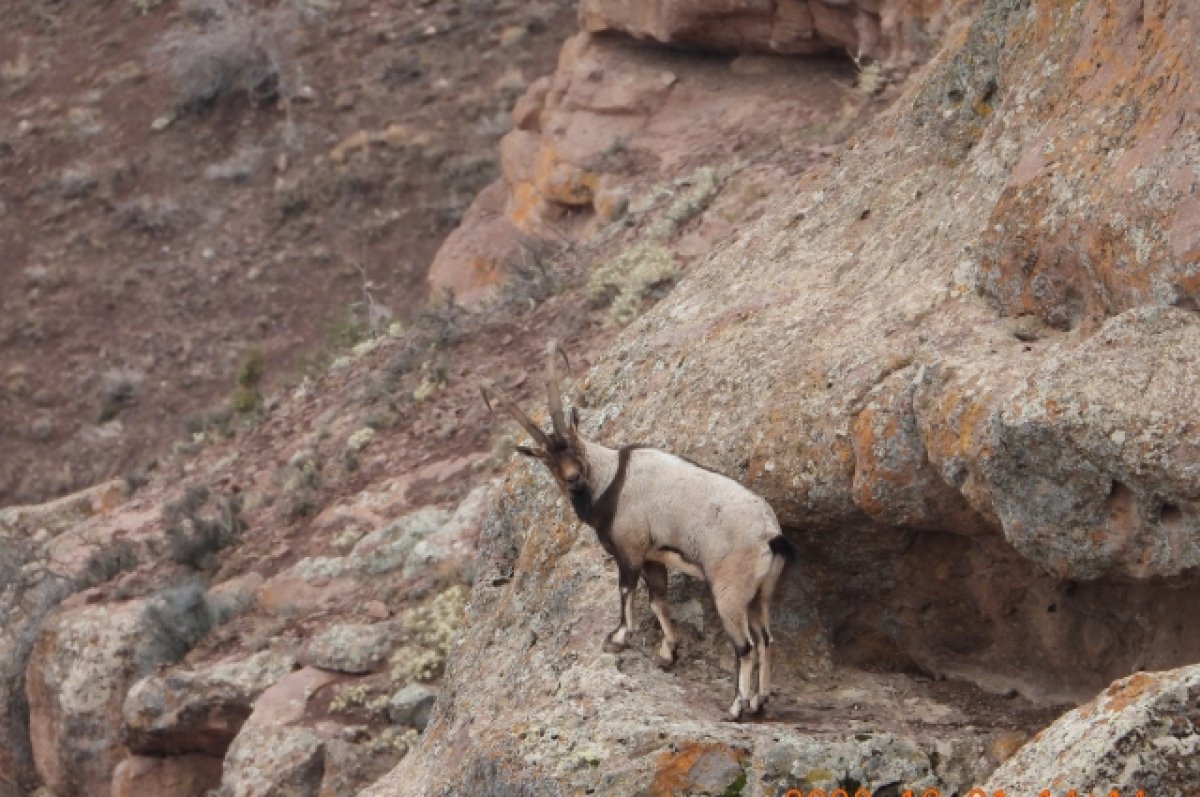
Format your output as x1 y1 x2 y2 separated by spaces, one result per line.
580 438 619 499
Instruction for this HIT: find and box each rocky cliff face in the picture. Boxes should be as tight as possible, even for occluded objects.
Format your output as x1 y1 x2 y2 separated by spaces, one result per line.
375 0 1200 794
4 0 1199 796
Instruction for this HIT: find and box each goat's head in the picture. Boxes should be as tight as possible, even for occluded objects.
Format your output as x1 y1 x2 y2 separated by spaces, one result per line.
481 341 587 491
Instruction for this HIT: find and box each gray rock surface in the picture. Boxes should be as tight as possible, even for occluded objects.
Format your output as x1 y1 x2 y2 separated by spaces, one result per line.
388 683 437 731
984 665 1200 797
216 725 325 797
300 622 399 675
367 0 1200 793
122 648 298 756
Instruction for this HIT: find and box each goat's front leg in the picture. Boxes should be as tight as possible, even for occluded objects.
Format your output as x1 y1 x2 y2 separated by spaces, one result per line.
602 561 640 653
643 562 679 668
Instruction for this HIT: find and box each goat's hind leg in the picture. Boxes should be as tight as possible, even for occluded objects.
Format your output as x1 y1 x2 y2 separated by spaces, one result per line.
643 562 679 669
747 597 771 715
749 553 785 714
603 561 640 653
714 587 757 720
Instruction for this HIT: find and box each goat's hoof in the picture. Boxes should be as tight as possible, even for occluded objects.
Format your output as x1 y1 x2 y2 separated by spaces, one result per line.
727 699 747 721
654 651 677 670
602 636 628 654
749 695 767 715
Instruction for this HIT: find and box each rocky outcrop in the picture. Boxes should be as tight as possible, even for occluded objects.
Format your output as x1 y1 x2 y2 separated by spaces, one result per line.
983 665 1200 795
579 0 972 62
976 1 1200 329
26 601 156 797
213 666 406 797
429 0 984 304
111 754 223 797
429 30 866 303
0 484 158 797
122 648 297 756
430 0 980 304
381 0 1200 793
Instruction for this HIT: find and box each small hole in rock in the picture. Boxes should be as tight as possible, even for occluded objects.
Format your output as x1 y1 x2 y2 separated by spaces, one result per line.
1160 503 1182 526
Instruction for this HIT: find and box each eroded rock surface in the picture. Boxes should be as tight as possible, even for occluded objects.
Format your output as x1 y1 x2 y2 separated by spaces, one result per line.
122 648 298 756
382 0 1200 793
26 601 155 797
579 0 972 62
984 665 1200 796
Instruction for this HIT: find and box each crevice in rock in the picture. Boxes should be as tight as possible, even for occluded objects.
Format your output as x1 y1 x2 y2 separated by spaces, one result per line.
781 522 1200 706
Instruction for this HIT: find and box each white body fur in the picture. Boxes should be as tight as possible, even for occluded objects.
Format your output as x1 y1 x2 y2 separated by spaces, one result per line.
577 440 790 719
482 342 794 720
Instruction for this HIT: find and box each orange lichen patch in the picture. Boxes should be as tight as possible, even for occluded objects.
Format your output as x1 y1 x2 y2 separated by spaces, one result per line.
507 181 544 231
850 406 910 517
1102 671 1159 713
926 388 989 463
329 124 413 164
533 144 598 207
989 730 1029 764
650 742 743 797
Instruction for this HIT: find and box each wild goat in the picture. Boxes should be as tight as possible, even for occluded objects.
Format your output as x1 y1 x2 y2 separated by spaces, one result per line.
482 341 796 720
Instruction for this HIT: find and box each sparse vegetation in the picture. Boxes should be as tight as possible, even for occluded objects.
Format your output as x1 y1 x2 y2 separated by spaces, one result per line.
135 582 216 675
854 58 887 96
97 367 143 423
162 484 244 570
493 235 575 309
387 584 468 686
275 449 322 522
115 194 186 236
588 241 680 325
232 347 265 415
663 166 720 231
154 0 300 114
415 291 470 350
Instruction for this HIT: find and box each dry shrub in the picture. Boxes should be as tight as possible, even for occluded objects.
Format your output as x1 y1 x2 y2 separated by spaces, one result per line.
162 485 244 570
155 0 303 114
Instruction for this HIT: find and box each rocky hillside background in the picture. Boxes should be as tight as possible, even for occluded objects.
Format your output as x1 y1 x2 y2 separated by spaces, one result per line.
0 0 577 505
3 0 1199 796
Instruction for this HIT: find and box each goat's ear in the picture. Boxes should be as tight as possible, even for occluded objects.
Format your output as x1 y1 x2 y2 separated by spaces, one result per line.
515 445 541 459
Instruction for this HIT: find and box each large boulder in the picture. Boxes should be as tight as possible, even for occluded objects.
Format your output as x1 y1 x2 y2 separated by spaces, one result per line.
110 754 223 797
26 600 154 797
122 648 297 756
385 0 1200 792
984 665 1200 795
0 482 151 796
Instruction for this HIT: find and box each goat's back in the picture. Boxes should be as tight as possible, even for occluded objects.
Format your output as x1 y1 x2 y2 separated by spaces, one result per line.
616 448 780 564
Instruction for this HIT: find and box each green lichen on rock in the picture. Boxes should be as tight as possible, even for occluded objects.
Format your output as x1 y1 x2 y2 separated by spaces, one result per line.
663 165 720 230
346 427 375 452
588 242 679 325
721 770 748 797
388 584 468 686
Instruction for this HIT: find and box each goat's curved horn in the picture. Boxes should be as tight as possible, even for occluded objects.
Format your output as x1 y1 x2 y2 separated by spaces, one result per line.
545 340 571 436
481 380 549 447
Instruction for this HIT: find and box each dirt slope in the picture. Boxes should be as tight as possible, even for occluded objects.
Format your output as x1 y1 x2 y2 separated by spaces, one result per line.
0 0 576 506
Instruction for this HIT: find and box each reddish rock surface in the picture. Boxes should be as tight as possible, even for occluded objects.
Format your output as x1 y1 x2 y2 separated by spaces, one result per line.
111 754 223 797
579 0 973 61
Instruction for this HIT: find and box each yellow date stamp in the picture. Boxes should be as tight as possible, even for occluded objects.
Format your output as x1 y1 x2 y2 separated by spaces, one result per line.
781 790 1148 797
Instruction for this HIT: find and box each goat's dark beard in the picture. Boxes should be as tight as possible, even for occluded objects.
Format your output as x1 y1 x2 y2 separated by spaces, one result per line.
568 484 594 524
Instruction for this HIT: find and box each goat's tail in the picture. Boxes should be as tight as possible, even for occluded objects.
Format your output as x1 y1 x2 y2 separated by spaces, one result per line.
768 534 797 564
